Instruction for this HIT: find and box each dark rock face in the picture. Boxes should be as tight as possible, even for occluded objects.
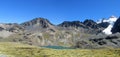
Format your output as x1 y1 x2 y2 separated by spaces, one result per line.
98 22 110 28
58 21 87 28
111 17 120 33
83 19 99 29
88 33 120 48
0 27 4 31
75 40 94 49
83 19 109 29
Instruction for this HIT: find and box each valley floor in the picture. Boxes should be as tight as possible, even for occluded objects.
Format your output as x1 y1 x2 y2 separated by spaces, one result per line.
0 42 120 57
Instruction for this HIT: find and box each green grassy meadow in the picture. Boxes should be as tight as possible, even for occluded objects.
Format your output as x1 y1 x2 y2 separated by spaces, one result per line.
0 42 120 57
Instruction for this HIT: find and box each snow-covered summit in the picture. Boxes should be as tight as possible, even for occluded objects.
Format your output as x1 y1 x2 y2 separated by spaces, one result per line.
103 15 117 24
97 15 117 24
102 16 117 35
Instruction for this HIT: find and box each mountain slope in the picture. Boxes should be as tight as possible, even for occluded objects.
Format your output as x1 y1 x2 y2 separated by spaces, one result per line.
0 16 120 49
0 23 24 38
21 17 57 33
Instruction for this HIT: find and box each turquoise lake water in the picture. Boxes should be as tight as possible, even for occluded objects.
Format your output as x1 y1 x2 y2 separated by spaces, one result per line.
42 46 73 49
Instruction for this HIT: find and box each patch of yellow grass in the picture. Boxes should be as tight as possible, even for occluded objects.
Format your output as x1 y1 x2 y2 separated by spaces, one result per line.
0 42 120 57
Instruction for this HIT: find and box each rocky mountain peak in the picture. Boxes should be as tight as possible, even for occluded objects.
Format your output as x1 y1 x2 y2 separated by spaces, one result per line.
83 19 96 24
20 18 57 33
102 16 118 35
21 17 53 28
83 19 99 29
58 21 87 28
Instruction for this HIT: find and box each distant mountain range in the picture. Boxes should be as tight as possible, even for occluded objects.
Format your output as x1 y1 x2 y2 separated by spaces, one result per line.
0 16 120 48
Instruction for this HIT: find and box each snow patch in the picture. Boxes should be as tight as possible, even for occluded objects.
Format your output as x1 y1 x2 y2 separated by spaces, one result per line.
103 25 113 35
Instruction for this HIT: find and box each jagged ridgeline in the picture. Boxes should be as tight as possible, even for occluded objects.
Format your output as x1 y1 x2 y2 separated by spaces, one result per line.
0 17 120 49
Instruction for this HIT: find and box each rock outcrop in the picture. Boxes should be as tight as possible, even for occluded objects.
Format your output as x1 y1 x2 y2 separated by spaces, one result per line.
111 17 120 34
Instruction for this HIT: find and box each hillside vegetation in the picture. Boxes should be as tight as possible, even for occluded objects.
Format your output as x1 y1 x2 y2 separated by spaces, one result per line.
0 42 120 57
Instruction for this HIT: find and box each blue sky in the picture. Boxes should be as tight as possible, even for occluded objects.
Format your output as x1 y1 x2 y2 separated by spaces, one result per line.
0 0 120 24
